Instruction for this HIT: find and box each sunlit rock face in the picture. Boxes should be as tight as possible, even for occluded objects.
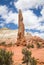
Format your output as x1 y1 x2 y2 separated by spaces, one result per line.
16 9 26 46
18 9 24 39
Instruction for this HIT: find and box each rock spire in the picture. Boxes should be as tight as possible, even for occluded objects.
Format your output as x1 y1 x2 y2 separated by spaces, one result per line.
16 9 25 46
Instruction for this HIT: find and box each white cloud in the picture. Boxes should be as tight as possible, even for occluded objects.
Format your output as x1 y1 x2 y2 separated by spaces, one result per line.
41 7 44 17
0 5 8 16
14 0 44 10
0 23 4 27
0 5 18 25
22 10 39 28
30 32 44 39
22 10 44 32
3 11 18 24
36 25 44 31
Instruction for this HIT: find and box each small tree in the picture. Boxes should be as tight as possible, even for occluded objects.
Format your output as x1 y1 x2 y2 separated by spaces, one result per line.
22 48 31 65
31 44 34 48
31 57 37 65
37 43 41 48
0 49 13 65
27 44 34 49
27 44 31 49
22 48 37 65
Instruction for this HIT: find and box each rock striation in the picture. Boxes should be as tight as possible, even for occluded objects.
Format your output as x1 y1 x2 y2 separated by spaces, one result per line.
16 9 26 46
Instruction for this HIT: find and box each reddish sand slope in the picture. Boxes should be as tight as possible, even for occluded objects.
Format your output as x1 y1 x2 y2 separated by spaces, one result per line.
0 46 44 65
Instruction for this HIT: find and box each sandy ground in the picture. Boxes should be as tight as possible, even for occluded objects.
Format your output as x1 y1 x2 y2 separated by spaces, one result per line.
0 46 44 65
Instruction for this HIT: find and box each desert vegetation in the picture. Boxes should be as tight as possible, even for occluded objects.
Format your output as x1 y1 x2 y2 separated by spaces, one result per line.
27 44 34 49
0 42 6 46
0 49 13 65
22 48 37 65
0 9 44 65
36 43 41 48
0 42 14 47
6 42 13 47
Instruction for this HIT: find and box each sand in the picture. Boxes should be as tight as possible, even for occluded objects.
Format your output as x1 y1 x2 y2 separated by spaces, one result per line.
0 46 44 65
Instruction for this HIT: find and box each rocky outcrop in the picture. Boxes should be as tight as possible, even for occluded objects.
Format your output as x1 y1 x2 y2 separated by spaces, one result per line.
25 33 44 47
16 9 44 46
18 9 24 39
16 9 26 46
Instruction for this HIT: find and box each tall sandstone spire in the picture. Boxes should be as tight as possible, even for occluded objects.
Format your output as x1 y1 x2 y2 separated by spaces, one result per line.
18 9 24 39
16 9 25 46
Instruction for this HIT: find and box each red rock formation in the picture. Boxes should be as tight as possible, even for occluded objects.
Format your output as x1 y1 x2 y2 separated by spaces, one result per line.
25 33 44 47
18 9 24 39
16 9 26 46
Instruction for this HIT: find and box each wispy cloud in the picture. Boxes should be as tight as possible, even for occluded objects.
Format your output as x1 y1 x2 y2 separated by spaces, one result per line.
15 0 44 10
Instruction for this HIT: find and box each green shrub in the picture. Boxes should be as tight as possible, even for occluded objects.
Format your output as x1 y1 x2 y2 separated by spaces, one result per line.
27 44 31 49
0 42 5 46
0 49 13 65
37 43 41 48
31 57 37 65
22 48 31 65
31 44 34 48
22 48 37 65
27 44 34 49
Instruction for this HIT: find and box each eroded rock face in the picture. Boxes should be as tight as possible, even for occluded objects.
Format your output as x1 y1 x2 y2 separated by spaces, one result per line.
18 9 24 39
16 9 44 47
16 9 26 46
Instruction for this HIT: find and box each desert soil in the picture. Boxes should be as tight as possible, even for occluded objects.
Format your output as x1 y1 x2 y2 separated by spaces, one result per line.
0 46 44 65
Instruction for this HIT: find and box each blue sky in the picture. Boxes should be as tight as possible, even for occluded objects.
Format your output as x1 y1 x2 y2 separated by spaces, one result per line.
0 0 44 39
